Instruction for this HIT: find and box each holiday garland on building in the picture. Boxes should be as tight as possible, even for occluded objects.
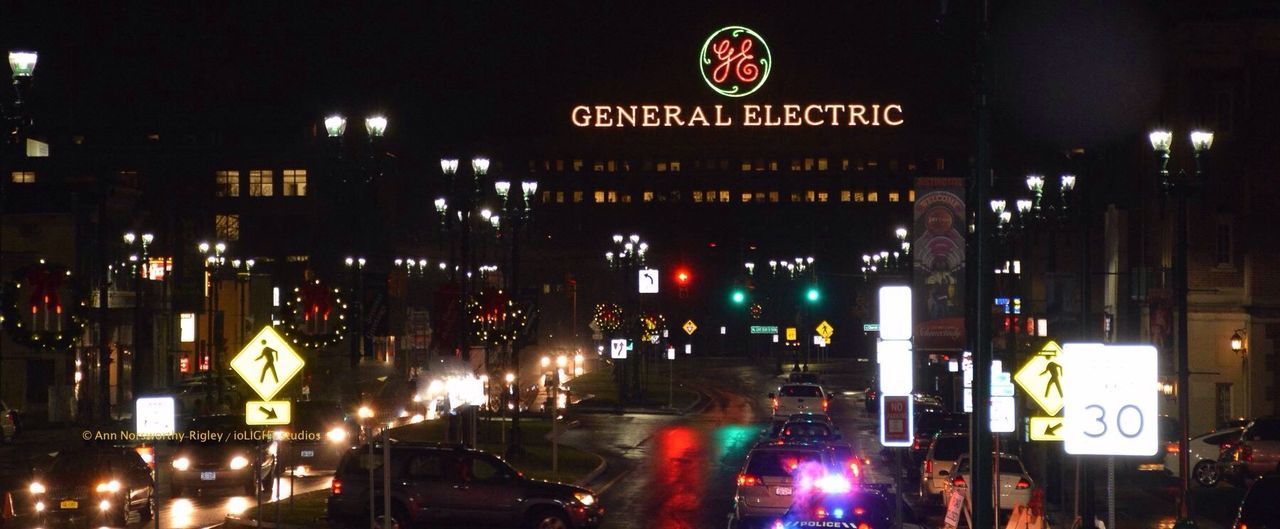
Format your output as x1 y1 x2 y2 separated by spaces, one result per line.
1 260 88 351
278 278 348 349
640 312 667 343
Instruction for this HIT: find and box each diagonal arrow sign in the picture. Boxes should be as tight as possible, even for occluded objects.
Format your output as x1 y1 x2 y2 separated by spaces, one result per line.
259 405 278 420
1045 422 1062 436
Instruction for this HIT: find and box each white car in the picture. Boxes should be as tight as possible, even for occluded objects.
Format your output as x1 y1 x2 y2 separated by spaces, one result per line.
919 432 968 503
1164 427 1242 487
769 384 828 418
943 453 1034 511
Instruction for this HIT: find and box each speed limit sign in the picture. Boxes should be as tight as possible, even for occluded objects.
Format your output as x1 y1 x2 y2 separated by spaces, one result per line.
1061 344 1158 456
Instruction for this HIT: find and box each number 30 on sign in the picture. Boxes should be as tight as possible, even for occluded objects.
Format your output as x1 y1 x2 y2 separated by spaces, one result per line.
1061 344 1158 456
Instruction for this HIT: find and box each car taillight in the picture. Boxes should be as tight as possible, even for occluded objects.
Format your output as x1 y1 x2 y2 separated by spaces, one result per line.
952 475 966 487
912 438 922 450
815 507 827 519
1165 441 1180 455
849 460 861 478
1234 522 1246 529
771 398 778 411
1016 478 1031 490
331 478 342 495
858 523 871 529
737 474 762 487
1243 446 1254 462
822 399 829 412
925 460 932 474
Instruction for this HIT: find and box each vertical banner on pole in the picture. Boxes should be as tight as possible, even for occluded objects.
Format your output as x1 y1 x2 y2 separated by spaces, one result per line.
913 177 966 352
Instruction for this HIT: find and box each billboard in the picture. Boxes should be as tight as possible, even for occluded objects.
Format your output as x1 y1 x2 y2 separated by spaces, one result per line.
913 177 966 351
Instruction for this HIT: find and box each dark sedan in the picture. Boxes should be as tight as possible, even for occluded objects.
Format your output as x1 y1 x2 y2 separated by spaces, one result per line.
169 415 277 497
276 400 358 476
30 447 155 527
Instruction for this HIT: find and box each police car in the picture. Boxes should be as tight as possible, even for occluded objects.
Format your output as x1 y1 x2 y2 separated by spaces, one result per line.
767 478 897 529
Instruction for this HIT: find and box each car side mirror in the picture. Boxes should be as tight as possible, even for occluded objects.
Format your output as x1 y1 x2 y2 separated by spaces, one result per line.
767 393 775 400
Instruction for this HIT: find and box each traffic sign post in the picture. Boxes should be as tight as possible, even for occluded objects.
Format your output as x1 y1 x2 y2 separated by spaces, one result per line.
879 396 913 447
815 320 834 339
231 326 305 403
1062 344 1158 456
609 338 628 359
682 320 697 335
246 400 293 425
1029 416 1065 441
638 268 659 293
1015 340 1065 416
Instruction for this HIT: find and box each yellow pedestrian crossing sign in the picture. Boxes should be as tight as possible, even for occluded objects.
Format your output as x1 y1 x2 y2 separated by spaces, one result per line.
246 400 292 426
231 326 305 402
683 320 697 335
1029 416 1064 441
1014 340 1065 416
816 321 834 339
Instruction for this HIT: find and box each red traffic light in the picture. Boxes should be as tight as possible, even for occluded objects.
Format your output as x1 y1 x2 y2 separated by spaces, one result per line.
675 269 691 285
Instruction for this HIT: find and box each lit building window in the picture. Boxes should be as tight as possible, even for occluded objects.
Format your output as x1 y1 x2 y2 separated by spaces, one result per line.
215 214 240 241
718 190 730 203
755 192 766 203
741 192 752 203
248 170 273 197
907 161 918 171
817 158 829 171
804 158 815 171
593 191 605 203
643 191 655 202
607 160 617 172
741 160 753 171
768 160 779 171
868 191 879 202
555 191 565 203
541 191 551 203
282 169 307 196
215 170 240 197
841 159 850 170
790 159 802 171
805 190 816 202
854 192 865 202
692 191 704 203
10 171 35 184
573 191 584 203
888 192 900 202
909 189 916 202
573 159 584 171
817 192 829 203
656 162 668 172
621 194 632 203
286 255 309 262
768 192 780 203
840 190 852 202
556 160 565 171
936 158 946 171
606 191 617 203
669 160 681 172
593 160 605 172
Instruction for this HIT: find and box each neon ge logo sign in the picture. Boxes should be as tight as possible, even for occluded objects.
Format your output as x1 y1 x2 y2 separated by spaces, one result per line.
700 26 771 98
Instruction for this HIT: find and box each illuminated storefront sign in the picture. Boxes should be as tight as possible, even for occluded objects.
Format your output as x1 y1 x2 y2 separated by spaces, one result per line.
571 24 904 128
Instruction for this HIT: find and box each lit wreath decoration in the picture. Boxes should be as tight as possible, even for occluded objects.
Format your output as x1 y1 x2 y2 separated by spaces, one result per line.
640 312 667 343
1 261 88 351
470 290 531 346
278 278 348 349
592 303 625 335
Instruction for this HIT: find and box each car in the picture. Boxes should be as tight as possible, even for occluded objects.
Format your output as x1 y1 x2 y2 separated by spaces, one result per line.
1 400 21 442
769 384 828 418
169 414 278 497
787 372 822 386
734 443 840 527
919 432 968 503
327 441 602 529
277 400 358 476
1232 474 1280 529
172 375 254 416
29 446 156 527
770 481 896 529
776 421 843 446
765 413 836 441
942 453 1034 511
1223 417 1280 483
1135 415 1182 473
1162 427 1242 487
911 411 968 462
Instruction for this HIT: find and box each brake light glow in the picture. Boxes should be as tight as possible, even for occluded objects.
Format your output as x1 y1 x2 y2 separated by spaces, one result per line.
737 474 761 487
1016 478 1031 490
925 460 932 474
331 478 342 495
1165 442 1180 455
952 475 966 487
848 460 861 478
815 507 827 519
822 399 829 412
858 523 871 529
772 398 779 412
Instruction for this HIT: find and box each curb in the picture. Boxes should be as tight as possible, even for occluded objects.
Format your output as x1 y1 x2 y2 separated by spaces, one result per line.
575 455 608 488
224 514 320 529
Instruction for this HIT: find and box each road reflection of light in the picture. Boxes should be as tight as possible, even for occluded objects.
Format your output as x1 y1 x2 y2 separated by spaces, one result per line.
170 498 194 527
225 497 250 516
650 425 705 529
1156 517 1178 529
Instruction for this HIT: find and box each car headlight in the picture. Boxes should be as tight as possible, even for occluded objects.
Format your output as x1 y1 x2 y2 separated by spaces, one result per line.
35 501 45 512
99 499 111 511
326 427 348 443
95 480 121 493
172 457 191 471
29 482 46 494
573 491 596 506
229 456 250 470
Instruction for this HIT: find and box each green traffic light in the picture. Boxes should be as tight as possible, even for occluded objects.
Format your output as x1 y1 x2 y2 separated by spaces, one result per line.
806 287 820 302
731 290 746 304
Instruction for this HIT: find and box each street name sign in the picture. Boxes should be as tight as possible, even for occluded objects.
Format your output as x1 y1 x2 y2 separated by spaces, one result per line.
863 323 880 332
683 320 697 335
230 326 305 402
750 325 778 335
135 397 176 437
1015 340 1065 415
246 400 292 426
638 268 659 293
1029 416 1065 442
1062 344 1158 456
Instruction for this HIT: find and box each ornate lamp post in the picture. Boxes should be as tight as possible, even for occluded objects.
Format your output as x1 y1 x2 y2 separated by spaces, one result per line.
199 241 229 402
492 175 537 456
604 234 648 404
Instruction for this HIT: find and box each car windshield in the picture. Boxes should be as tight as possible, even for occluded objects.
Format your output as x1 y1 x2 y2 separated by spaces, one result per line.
746 450 825 477
48 451 127 478
932 436 968 460
957 455 1026 475
782 422 832 437
780 386 822 398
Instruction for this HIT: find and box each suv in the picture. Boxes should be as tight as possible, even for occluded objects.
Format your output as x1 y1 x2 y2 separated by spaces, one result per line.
327 442 603 529
1223 417 1280 482
769 384 828 418
1232 474 1280 529
919 432 968 503
734 443 837 527
277 401 358 476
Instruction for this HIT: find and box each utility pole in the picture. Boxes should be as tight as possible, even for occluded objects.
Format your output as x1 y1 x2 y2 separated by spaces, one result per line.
969 0 995 527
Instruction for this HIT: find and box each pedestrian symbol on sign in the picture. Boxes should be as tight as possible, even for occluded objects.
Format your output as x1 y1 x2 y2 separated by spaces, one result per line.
255 340 279 384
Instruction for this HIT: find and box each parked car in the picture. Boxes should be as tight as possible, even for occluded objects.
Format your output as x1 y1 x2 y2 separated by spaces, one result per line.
29 446 156 527
911 411 968 463
775 420 842 446
1163 427 1242 487
1135 415 1182 473
942 453 1035 511
1223 417 1280 482
735 443 839 527
769 384 828 418
919 432 969 503
1 400 22 442
327 441 602 529
169 415 278 497
276 400 358 476
787 372 821 386
1232 474 1279 529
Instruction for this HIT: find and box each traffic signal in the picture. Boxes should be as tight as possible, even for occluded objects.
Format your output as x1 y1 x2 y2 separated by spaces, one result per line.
675 268 691 299
730 288 747 305
805 286 821 303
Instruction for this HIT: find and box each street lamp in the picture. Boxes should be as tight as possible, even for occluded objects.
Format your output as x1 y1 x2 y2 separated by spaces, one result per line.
198 240 229 401
364 116 388 138
324 115 347 138
345 256 368 365
1150 127 1212 527
8 51 37 77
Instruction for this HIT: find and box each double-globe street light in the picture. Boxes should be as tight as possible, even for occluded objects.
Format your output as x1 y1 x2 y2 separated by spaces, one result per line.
491 175 537 456
122 232 155 400
1149 128 1213 528
605 234 648 404
198 241 229 404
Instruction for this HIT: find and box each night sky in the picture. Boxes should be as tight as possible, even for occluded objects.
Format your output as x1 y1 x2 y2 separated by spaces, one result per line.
6 1 1166 155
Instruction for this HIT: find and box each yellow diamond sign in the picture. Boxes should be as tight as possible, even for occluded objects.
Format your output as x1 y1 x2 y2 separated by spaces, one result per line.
1014 340 1065 415
231 326 305 401
816 320 834 339
683 320 697 335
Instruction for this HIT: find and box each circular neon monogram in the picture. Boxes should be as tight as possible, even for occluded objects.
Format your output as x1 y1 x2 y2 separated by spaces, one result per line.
700 25 771 98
